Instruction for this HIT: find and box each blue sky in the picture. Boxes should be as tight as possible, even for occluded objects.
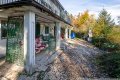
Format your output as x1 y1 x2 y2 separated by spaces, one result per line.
59 0 120 23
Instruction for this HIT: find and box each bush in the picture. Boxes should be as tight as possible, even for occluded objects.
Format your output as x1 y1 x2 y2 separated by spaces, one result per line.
107 27 120 45
96 51 120 78
101 42 120 52
75 32 85 39
92 37 107 48
92 37 120 52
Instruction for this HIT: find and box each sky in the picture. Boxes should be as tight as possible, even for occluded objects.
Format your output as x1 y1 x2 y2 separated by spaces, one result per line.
59 0 120 24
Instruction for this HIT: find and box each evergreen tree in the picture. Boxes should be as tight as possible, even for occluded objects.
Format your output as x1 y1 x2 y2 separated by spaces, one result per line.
93 9 115 38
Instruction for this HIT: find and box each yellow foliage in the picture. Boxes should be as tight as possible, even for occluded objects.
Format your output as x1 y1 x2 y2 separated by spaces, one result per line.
72 10 96 33
107 27 120 44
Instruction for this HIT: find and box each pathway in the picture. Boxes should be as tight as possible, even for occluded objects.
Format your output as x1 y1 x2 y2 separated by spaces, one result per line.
0 39 105 80
43 39 105 79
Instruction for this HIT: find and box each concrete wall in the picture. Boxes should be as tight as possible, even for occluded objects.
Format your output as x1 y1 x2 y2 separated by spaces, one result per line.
0 20 6 58
40 24 55 37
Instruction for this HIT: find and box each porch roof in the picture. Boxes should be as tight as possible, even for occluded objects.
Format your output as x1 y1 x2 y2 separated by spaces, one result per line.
0 0 72 26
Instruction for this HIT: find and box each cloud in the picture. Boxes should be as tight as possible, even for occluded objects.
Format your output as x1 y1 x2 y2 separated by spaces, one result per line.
59 0 120 23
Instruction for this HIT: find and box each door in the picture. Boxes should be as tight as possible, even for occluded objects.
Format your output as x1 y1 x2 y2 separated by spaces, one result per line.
6 17 24 65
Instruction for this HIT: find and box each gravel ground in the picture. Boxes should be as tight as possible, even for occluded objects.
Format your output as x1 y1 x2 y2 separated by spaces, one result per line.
0 59 24 80
0 39 106 80
43 39 105 80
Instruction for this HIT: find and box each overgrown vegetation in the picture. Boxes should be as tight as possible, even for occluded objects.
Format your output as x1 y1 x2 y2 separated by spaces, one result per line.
71 9 120 78
92 9 120 78
96 51 120 78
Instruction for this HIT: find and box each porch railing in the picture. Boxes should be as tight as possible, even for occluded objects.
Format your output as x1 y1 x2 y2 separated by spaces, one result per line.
0 0 71 24
35 0 60 16
0 0 20 5
34 0 71 24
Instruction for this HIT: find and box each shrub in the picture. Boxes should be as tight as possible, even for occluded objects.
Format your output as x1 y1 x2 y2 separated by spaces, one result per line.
107 27 120 45
92 37 120 52
92 37 107 48
75 32 85 39
101 42 120 52
96 51 120 78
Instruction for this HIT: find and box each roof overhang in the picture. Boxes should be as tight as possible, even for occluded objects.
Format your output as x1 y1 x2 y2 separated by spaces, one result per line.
0 0 72 26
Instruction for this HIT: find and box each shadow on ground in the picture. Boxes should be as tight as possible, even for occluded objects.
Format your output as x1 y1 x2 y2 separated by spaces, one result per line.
43 39 105 80
0 39 106 80
0 57 24 80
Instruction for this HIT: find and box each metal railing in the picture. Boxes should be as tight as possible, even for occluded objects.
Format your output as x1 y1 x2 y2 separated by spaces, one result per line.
0 0 20 5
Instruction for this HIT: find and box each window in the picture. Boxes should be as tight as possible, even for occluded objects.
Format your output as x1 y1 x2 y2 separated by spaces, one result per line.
1 20 7 39
36 23 40 36
45 26 49 34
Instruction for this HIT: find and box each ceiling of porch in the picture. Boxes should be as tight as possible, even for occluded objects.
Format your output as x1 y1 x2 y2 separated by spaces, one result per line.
0 6 71 28
0 6 56 23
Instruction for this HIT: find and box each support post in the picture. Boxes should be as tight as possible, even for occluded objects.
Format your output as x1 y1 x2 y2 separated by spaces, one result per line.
69 29 71 39
65 27 68 39
55 22 61 50
24 11 35 74
0 20 1 40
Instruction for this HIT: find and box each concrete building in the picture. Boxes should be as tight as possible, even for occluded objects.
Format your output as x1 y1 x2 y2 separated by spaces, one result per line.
0 0 72 73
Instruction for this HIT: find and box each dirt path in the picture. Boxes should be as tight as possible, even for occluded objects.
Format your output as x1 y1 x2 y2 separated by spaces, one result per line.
0 39 105 80
44 39 105 80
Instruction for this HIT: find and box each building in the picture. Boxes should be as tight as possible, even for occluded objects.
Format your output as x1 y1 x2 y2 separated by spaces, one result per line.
0 0 72 73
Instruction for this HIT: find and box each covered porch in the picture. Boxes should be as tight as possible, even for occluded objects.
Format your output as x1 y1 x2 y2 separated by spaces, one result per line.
0 6 72 73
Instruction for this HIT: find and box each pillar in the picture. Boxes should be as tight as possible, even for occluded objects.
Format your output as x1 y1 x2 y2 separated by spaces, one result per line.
69 29 71 39
24 11 35 74
65 27 68 39
55 22 61 50
0 20 1 40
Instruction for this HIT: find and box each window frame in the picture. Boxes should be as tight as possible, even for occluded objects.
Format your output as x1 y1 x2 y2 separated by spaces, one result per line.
45 26 49 34
1 20 7 39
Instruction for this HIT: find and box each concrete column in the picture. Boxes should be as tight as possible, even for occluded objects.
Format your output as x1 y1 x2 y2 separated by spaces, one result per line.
55 22 61 50
0 20 1 40
65 27 68 39
24 11 35 74
69 29 71 39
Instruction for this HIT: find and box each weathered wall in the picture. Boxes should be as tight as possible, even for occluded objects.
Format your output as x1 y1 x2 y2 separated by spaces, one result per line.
40 24 55 37
0 20 6 58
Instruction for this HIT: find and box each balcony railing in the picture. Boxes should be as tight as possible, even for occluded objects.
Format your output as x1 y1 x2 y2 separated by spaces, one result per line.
0 0 20 5
0 0 71 24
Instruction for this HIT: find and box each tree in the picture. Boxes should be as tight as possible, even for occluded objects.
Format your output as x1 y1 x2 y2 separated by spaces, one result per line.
93 9 115 38
73 10 95 34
